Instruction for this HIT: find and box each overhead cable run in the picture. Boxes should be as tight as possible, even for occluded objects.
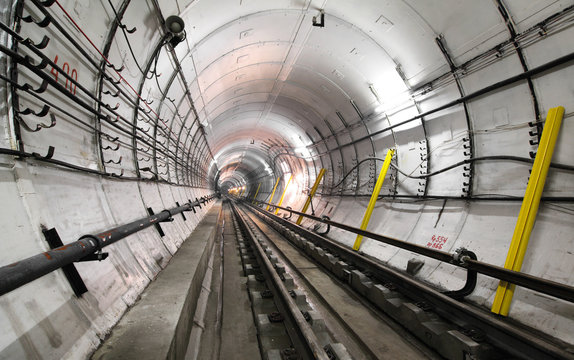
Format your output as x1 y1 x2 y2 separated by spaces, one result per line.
321 155 574 201
1 0 211 186
305 6 574 155
323 50 574 156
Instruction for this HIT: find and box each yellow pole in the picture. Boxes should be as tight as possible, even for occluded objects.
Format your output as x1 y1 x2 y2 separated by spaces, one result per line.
491 106 564 316
296 168 326 225
274 174 293 215
252 183 261 204
266 177 281 211
353 149 395 251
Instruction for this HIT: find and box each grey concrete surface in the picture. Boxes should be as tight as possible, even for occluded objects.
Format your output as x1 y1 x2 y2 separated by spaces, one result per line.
91 202 222 360
218 208 261 360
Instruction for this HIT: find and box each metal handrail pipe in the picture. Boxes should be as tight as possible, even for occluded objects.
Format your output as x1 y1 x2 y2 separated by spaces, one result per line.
0 195 214 296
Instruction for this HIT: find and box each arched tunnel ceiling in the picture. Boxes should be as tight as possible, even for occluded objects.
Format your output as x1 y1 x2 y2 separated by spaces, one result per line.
150 0 572 192
3 0 574 351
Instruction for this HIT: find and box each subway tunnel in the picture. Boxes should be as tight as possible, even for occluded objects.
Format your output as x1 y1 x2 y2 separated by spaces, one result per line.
1 0 574 359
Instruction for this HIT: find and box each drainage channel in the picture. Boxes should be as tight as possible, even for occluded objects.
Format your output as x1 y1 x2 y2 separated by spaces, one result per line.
241 201 532 360
229 201 352 360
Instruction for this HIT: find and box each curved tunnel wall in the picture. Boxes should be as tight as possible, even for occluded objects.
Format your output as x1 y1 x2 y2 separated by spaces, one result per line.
0 0 574 357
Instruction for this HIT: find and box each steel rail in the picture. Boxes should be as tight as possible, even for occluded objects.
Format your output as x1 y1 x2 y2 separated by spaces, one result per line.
230 202 330 360
249 201 574 304
245 202 574 360
0 195 215 296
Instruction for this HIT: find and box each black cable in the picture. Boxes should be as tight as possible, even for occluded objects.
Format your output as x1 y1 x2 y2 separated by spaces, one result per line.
392 155 574 179
313 192 574 202
330 157 379 189
0 74 190 176
0 147 196 188
105 0 148 76
330 155 574 190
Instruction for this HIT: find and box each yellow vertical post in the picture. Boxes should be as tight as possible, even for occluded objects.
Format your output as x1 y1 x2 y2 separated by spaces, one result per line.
252 183 261 204
266 177 281 211
353 149 395 251
491 106 564 316
296 168 326 225
274 174 293 215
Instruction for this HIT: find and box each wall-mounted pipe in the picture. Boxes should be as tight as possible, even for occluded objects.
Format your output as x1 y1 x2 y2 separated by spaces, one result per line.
0 195 215 297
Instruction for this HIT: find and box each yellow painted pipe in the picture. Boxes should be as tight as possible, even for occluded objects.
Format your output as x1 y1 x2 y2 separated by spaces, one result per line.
353 149 395 251
491 106 564 316
275 174 293 215
252 183 261 204
266 177 281 211
296 168 326 225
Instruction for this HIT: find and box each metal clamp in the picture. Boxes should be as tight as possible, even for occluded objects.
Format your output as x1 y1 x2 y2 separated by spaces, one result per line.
79 234 104 251
452 247 472 266
159 209 174 222
314 215 331 235
77 250 109 262
283 206 293 219
77 235 109 262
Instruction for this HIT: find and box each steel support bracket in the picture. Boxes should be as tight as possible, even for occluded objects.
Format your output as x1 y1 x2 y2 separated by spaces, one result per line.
76 250 109 262
158 209 174 223
283 206 293 219
42 227 89 297
188 199 197 213
451 247 473 266
314 215 331 235
147 207 166 237
176 202 187 221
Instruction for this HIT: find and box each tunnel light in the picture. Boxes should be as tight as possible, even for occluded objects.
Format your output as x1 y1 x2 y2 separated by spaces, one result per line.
280 161 290 174
371 87 412 115
381 92 413 114
374 104 385 114
370 72 410 114
369 84 381 102
295 173 305 186
295 146 310 157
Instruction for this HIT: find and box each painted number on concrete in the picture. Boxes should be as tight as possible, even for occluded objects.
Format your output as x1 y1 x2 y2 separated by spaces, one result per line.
51 55 78 95
427 235 447 250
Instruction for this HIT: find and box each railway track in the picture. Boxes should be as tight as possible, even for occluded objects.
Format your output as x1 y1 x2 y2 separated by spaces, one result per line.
229 200 351 359
229 199 441 360
222 198 574 360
